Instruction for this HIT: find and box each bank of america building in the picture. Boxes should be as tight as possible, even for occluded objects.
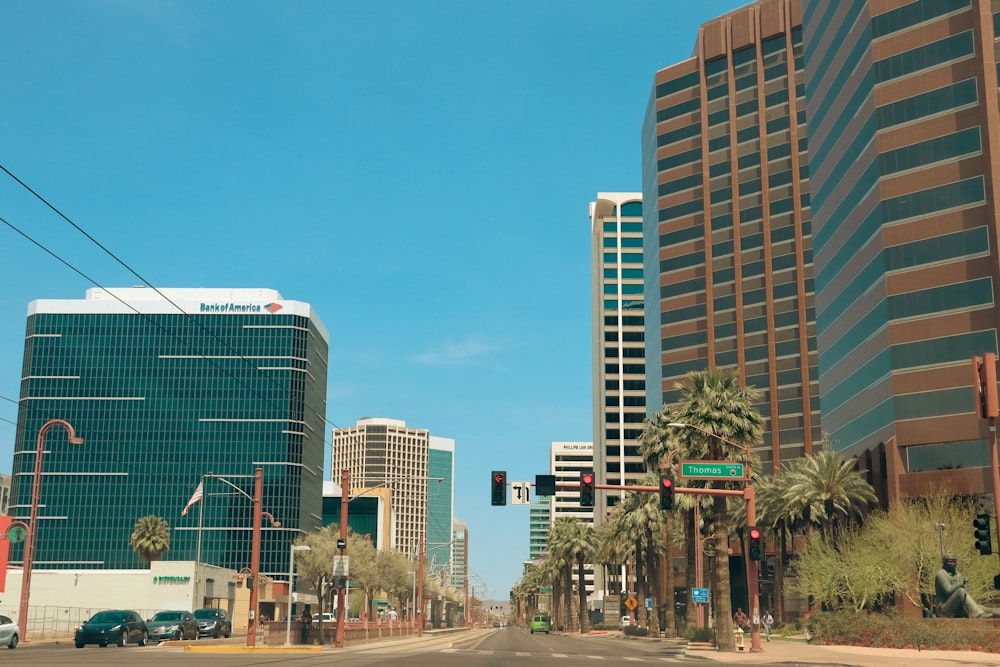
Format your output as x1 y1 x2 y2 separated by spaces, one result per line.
11 287 328 577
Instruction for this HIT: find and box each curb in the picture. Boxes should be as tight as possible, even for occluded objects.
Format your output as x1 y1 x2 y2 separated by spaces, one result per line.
184 645 323 653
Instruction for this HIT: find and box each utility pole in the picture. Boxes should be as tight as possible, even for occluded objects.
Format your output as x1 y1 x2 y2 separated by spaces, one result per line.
246 467 263 647
335 468 349 648
417 534 424 636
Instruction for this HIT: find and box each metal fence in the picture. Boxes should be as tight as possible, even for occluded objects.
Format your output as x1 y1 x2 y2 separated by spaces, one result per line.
15 605 162 639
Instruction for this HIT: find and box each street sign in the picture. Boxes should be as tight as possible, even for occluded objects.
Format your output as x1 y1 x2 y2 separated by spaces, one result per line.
333 555 349 577
692 587 709 603
511 481 531 505
679 460 745 480
7 524 25 544
624 595 638 611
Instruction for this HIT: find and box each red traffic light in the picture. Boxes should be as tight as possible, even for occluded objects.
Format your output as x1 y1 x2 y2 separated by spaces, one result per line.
494 473 504 484
662 478 673 489
749 527 762 540
582 473 594 485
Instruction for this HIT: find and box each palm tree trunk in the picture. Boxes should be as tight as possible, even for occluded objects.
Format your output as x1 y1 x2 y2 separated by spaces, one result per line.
551 578 561 632
776 519 786 621
662 516 675 637
685 506 697 628
645 534 660 635
714 496 735 651
577 556 589 633
563 566 574 631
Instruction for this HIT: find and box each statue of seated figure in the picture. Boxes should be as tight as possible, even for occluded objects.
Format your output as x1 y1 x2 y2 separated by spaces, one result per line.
935 554 1000 618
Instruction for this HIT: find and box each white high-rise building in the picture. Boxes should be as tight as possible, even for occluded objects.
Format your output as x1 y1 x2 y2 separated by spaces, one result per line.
331 417 439 560
550 441 595 596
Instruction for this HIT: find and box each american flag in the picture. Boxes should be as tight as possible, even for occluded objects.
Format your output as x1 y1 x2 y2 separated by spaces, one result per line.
182 481 203 516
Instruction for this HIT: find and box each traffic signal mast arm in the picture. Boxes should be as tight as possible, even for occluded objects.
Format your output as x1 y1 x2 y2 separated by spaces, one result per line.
549 480 750 499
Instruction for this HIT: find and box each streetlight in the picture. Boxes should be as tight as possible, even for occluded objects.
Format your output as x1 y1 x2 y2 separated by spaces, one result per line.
667 421 762 653
204 470 280 647
285 544 312 646
19 419 83 641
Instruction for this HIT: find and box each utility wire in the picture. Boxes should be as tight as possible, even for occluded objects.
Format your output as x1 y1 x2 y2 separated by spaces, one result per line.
0 211 337 462
0 162 343 434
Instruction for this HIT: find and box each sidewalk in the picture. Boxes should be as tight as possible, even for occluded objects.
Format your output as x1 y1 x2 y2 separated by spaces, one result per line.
689 636 1000 667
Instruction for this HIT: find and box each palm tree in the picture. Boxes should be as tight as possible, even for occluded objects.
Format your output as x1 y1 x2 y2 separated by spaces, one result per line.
783 449 878 542
130 515 170 566
593 520 625 598
536 547 565 631
611 478 666 634
551 518 596 632
638 404 692 636
667 369 764 652
753 468 798 620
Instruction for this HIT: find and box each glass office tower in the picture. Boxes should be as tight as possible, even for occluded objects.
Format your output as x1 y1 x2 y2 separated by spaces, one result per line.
803 0 1000 478
641 1 820 472
427 437 455 578
11 287 328 577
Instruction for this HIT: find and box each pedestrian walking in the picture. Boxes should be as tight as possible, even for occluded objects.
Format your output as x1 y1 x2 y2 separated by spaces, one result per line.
763 610 774 641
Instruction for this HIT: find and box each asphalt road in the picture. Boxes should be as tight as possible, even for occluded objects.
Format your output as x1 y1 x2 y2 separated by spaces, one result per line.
0 628 696 666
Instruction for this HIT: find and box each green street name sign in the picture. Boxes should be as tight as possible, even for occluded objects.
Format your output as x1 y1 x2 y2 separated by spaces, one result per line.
679 461 745 480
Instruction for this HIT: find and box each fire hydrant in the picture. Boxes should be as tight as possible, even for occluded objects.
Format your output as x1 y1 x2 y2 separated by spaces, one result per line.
735 626 745 651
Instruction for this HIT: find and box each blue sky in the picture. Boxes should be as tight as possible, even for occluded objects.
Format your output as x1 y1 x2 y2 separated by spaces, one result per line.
0 0 746 600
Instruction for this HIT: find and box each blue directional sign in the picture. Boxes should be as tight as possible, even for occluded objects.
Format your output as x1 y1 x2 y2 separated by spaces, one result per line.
692 587 709 603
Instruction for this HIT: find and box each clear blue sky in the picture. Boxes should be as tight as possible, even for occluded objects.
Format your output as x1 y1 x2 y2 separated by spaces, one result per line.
0 0 746 600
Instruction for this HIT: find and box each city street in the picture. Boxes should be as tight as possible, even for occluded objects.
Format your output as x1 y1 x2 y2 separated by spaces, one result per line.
0 629 695 666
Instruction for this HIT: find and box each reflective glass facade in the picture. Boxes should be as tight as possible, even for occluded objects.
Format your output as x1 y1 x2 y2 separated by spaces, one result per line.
11 288 328 577
641 2 820 472
426 440 455 577
803 0 1000 465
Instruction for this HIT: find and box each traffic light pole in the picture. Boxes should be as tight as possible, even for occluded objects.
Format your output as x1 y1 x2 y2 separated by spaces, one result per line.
990 415 1000 568
973 354 1000 573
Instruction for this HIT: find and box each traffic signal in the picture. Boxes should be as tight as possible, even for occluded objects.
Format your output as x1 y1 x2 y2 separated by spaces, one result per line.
659 475 675 510
974 513 993 555
973 354 999 419
491 470 507 506
580 470 595 507
748 526 763 561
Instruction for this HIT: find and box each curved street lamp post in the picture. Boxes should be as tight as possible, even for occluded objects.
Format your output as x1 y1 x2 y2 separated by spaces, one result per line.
19 419 84 641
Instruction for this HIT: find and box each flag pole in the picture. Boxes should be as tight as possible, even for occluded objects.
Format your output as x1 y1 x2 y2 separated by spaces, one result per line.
195 475 205 608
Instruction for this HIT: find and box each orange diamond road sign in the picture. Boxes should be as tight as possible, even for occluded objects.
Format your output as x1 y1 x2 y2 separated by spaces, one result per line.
625 596 638 610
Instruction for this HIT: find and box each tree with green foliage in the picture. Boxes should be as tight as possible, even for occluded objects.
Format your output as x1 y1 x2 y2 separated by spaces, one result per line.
791 491 998 614
129 515 170 566
548 516 596 632
665 369 764 651
783 449 878 541
593 519 626 599
610 477 666 634
292 524 339 638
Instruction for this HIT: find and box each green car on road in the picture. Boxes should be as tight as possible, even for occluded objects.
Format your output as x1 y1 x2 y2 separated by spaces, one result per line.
530 615 551 634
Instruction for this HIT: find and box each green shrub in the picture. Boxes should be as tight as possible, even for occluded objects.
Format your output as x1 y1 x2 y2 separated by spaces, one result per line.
623 624 647 636
684 626 714 642
806 610 1000 652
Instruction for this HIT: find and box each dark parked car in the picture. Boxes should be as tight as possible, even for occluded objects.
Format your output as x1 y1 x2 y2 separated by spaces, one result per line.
147 610 198 641
75 609 147 648
193 607 232 639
